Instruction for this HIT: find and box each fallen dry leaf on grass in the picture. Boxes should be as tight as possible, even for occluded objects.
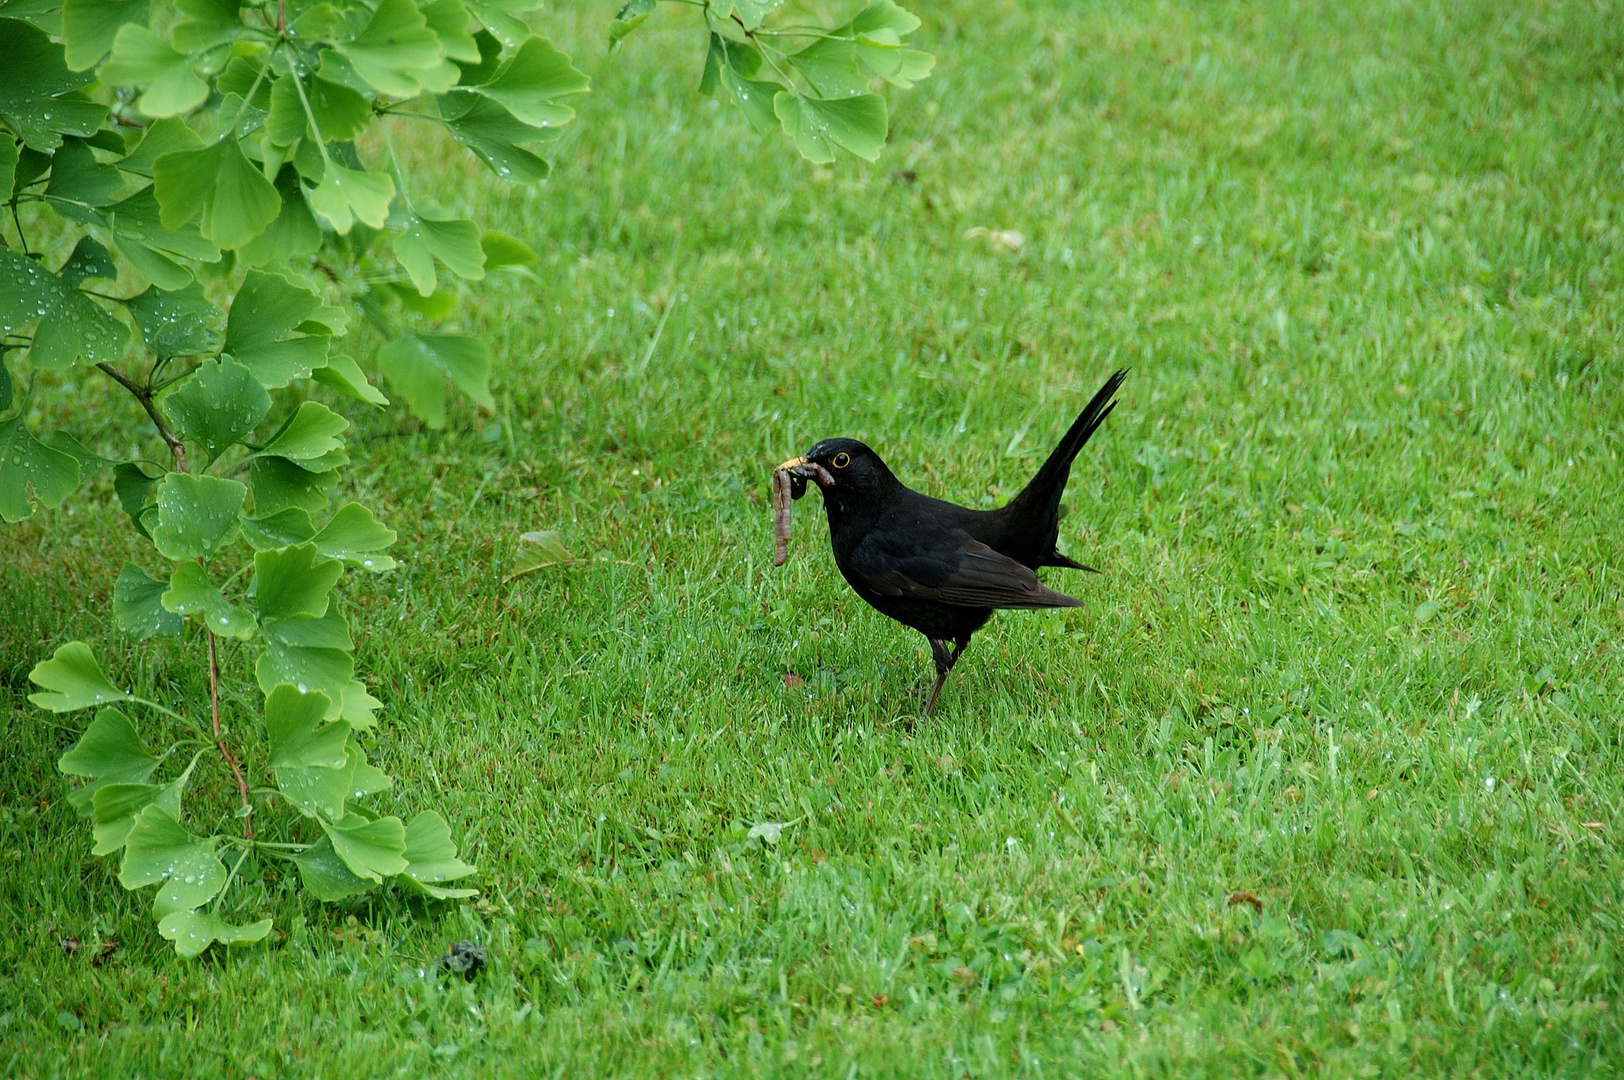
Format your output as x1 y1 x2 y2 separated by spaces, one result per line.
963 226 1026 251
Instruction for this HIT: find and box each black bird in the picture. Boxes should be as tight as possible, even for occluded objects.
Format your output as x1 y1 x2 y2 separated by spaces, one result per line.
778 369 1127 713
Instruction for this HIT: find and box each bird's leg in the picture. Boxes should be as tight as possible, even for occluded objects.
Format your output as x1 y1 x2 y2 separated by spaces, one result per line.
922 638 967 715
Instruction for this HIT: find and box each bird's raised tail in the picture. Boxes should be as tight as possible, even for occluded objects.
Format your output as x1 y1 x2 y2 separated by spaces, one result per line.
1002 369 1127 568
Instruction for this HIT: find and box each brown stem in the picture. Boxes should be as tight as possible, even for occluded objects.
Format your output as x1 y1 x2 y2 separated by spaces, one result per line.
96 362 187 472
101 360 251 837
208 627 254 840
276 0 285 34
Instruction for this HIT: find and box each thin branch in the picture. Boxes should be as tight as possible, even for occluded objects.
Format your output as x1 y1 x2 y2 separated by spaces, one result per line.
11 203 29 255
208 628 254 841
288 64 332 162
95 362 187 471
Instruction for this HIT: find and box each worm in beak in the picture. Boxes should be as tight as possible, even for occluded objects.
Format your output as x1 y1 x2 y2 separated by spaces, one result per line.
777 456 835 492
771 457 835 567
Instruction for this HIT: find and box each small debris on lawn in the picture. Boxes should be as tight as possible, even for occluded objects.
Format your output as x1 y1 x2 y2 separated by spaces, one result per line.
437 941 488 980
783 672 805 688
1227 890 1263 913
963 226 1026 251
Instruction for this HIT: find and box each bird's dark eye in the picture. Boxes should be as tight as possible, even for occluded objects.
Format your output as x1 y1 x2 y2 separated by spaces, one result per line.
832 452 851 469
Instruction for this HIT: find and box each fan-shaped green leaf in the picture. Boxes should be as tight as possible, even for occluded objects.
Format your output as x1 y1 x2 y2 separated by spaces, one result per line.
463 0 530 48
150 472 245 559
223 269 328 388
264 75 305 146
312 502 397 570
308 162 395 234
152 136 279 249
312 354 389 406
256 640 353 710
28 641 126 712
0 415 82 523
0 18 108 150
162 357 267 462
61 0 151 70
773 91 888 163
350 745 392 798
253 542 342 621
234 167 315 264
336 0 445 97
45 138 128 207
377 331 493 428
423 0 480 63
324 811 408 881
107 187 220 262
473 36 587 128
479 231 536 268
117 116 202 175
294 834 377 899
101 24 208 117
171 0 242 50
112 461 160 535
265 685 349 769
162 561 256 638
60 706 159 781
609 0 654 45
786 38 867 98
239 507 316 549
307 76 372 142
259 402 348 471
125 283 224 358
275 742 355 819
113 561 183 639
157 910 271 958
336 682 381 730
715 0 781 31
262 608 352 650
59 237 118 285
89 781 161 850
439 91 552 182
0 249 130 370
720 63 779 134
399 810 477 898
394 212 485 295
118 803 220 889
249 454 337 515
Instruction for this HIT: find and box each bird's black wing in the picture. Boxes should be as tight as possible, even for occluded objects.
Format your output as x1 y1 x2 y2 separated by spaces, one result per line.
848 531 1083 610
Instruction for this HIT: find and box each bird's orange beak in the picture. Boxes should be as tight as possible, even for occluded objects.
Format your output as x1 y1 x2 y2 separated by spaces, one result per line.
777 456 834 489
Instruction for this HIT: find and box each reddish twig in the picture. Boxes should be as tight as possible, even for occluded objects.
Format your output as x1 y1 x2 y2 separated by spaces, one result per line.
207 628 253 840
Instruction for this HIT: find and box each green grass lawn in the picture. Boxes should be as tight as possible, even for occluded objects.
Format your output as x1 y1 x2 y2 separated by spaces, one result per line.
5 0 1623 1074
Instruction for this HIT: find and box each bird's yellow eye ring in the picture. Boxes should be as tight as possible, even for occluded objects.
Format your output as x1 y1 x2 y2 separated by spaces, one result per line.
832 452 851 469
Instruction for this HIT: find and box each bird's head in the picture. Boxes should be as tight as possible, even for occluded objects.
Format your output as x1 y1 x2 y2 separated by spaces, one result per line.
777 439 897 511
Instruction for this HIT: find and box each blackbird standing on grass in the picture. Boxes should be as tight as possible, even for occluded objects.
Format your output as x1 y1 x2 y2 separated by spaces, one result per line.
778 370 1127 714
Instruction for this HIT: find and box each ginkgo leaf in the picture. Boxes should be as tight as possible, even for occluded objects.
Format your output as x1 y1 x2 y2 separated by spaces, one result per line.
100 24 208 117
307 162 395 234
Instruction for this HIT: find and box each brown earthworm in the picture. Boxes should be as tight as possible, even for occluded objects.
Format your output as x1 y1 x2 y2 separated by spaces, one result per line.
772 468 793 566
798 461 835 488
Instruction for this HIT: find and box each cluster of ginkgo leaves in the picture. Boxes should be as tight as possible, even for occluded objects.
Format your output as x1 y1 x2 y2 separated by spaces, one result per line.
0 0 930 957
